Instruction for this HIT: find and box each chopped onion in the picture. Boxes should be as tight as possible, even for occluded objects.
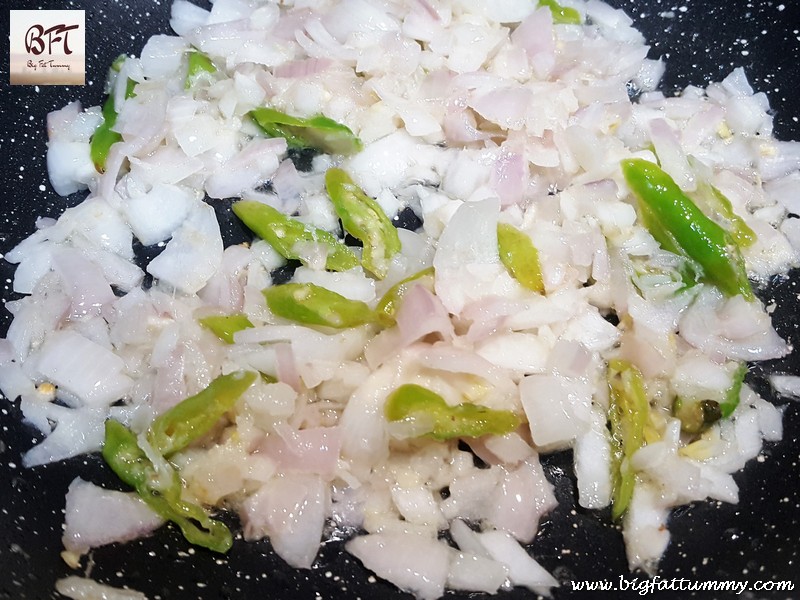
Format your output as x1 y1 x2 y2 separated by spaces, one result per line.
62 478 164 554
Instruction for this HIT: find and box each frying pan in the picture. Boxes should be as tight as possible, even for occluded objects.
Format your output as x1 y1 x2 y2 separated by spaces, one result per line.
1 1 799 598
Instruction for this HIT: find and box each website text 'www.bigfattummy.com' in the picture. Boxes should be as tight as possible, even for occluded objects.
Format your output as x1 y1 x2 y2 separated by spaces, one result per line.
569 575 795 595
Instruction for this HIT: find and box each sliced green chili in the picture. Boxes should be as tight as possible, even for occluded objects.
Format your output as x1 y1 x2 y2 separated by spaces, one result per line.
672 397 723 434
709 186 757 248
185 50 216 89
374 267 435 327
263 282 377 328
249 107 363 155
110 54 127 72
621 158 754 300
325 168 401 280
90 56 137 173
497 223 545 293
673 362 747 433
148 370 257 457
232 200 359 271
102 420 233 553
538 0 582 24
608 359 648 520
719 362 747 418
199 313 254 344
384 383 521 441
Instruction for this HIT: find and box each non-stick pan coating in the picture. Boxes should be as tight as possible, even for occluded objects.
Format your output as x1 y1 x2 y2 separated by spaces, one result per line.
1 1 799 598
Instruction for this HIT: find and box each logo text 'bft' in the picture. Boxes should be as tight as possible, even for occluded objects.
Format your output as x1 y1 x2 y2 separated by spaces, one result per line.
25 24 80 56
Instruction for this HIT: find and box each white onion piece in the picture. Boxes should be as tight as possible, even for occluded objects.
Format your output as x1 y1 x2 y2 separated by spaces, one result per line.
234 325 369 365
55 577 149 600
205 138 285 199
770 374 800 399
147 200 223 295
51 248 115 318
765 171 800 214
46 141 96 197
259 425 342 477
395 285 454 345
324 0 399 43
491 143 528 206
485 457 557 544
50 196 135 260
62 478 164 554
441 467 503 524
758 140 800 181
433 198 505 314
671 351 736 401
708 405 764 473
128 144 204 186
748 389 784 442
241 474 328 568
363 326 404 368
546 339 594 378
648 120 695 191
476 332 548 374
10 241 54 295
744 218 800 277
198 244 251 311
390 485 445 529
0 339 15 365
520 373 593 449
622 484 670 575
171 111 225 159
46 103 100 195
442 107 492 145
292 267 376 302
115 88 169 144
472 0 534 23
447 551 508 595
574 406 612 509
33 330 133 408
21 403 107 467
470 87 532 131
207 0 255 25
0 361 36 403
476 529 559 595
122 183 196 246
432 22 507 74
47 101 85 141
345 131 440 198
270 159 306 213
245 380 296 420
338 361 397 474
679 287 789 361
139 34 188 79
79 246 144 293
449 519 490 557
468 432 534 467
5 284 70 362
696 465 739 505
273 57 332 78
278 351 312 391
170 0 211 36
296 19 358 62
416 345 512 391
511 8 554 64
346 532 450 600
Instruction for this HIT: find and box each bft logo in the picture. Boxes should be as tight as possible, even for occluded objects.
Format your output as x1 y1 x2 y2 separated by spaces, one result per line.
25 23 80 56
9 10 85 85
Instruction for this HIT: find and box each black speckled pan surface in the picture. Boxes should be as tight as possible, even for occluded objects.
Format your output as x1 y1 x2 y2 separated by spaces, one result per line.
1 1 799 599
